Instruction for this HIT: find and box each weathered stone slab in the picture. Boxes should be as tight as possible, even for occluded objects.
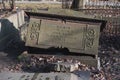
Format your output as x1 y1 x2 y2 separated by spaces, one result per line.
0 72 90 80
33 8 95 18
4 10 25 29
26 18 101 55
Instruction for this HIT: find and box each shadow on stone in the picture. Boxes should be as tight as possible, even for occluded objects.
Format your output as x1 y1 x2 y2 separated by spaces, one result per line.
0 19 26 58
27 46 95 58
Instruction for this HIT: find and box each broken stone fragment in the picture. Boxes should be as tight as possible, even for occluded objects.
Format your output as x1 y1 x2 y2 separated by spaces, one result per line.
53 62 79 72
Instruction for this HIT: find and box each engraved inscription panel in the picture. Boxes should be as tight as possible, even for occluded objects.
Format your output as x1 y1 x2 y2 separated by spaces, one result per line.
26 18 101 55
38 20 86 50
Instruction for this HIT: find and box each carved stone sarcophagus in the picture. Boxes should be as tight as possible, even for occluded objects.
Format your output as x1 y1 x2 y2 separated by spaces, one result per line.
25 11 106 67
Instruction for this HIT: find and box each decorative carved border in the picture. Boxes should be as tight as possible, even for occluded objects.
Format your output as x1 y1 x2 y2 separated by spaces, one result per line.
85 25 95 48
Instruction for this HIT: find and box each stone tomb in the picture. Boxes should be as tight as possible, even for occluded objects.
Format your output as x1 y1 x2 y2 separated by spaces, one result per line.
26 18 101 55
25 14 105 67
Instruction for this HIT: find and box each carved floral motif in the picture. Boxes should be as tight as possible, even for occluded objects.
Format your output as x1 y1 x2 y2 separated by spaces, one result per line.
85 28 95 48
29 22 41 44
